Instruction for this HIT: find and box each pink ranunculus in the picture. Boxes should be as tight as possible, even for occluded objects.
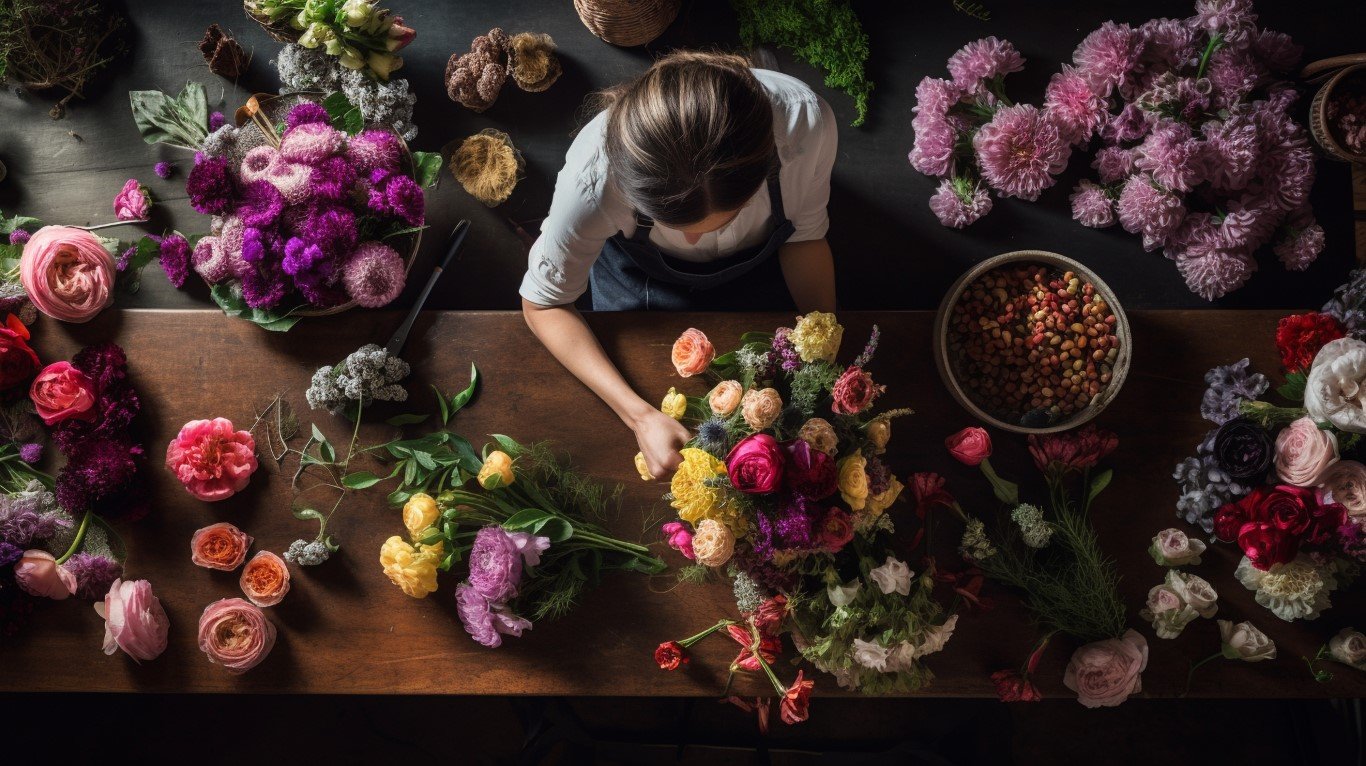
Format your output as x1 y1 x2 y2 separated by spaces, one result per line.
671 328 715 378
112 178 151 221
726 433 786 495
96 578 169 662
20 225 116 323
945 427 992 466
29 361 97 426
1063 629 1148 708
165 418 259 502
197 597 276 674
14 549 76 599
662 521 695 560
1273 416 1339 487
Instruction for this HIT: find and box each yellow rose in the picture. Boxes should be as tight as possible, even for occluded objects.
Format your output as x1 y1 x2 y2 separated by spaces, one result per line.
866 418 891 452
708 380 744 417
379 536 440 599
866 474 904 516
741 388 783 431
670 448 734 527
798 418 839 456
634 452 654 481
661 387 687 420
690 518 736 568
402 493 439 539
838 454 869 511
477 450 515 489
791 311 844 363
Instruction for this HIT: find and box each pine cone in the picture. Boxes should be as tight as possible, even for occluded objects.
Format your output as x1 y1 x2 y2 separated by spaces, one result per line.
444 28 510 112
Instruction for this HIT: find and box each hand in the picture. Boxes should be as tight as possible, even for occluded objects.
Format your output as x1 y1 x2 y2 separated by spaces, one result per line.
632 408 690 480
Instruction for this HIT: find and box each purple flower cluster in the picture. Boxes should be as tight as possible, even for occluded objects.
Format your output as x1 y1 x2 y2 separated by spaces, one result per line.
63 552 122 599
185 103 422 310
50 343 146 521
0 486 68 548
455 526 549 648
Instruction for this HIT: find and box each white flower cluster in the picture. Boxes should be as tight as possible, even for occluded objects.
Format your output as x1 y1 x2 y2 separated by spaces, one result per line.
305 343 410 413
284 538 331 566
275 44 418 141
1010 503 1053 549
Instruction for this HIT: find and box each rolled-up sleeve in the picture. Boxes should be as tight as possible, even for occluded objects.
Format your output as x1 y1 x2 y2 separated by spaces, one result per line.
784 96 838 243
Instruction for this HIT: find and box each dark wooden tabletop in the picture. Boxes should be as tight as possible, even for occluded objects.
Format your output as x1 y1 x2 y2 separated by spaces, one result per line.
3 308 1362 698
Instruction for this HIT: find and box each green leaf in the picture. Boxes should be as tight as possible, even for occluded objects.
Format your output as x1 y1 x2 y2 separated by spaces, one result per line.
0 212 41 236
1087 468 1114 506
413 451 437 470
432 384 451 425
538 517 574 543
1277 371 1308 402
128 84 209 150
342 470 383 489
738 331 775 346
448 363 480 415
386 413 430 426
174 82 209 138
209 283 303 331
311 423 327 443
118 236 162 294
381 223 428 241
322 91 364 135
410 151 444 188
387 487 412 505
490 434 522 457
504 508 551 530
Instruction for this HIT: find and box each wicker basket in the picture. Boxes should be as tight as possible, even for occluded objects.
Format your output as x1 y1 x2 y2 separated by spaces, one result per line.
232 91 421 319
1303 55 1366 164
573 0 680 47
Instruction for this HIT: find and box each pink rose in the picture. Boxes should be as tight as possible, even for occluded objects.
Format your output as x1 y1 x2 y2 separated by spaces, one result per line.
1063 629 1148 708
29 361 97 425
191 522 253 570
671 328 715 377
20 225 116 323
197 597 277 674
662 521 695 560
830 366 884 415
14 550 75 599
165 418 260 502
945 427 992 466
113 178 151 221
708 380 743 417
726 433 785 495
95 579 169 662
1274 416 1339 486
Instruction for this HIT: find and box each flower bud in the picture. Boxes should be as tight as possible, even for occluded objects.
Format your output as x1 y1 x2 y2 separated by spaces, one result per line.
366 51 402 79
660 387 686 420
478 451 515 489
402 493 439 540
634 452 653 481
341 0 372 27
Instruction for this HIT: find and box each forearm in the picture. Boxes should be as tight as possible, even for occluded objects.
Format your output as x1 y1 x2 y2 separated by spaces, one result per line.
521 298 652 428
778 238 836 313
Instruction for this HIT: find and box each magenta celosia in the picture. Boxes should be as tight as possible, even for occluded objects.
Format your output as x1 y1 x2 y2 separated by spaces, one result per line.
1070 180 1115 228
1044 65 1107 146
946 36 1024 92
1116 173 1185 250
236 181 285 228
241 227 281 265
158 233 190 288
309 155 360 201
928 178 992 229
1071 21 1142 96
346 130 403 176
342 241 406 308
186 156 234 214
972 104 1070 201
285 102 330 130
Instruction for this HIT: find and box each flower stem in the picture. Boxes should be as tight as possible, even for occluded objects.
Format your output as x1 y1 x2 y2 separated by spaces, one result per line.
749 623 788 696
55 510 92 565
678 619 737 648
1182 652 1223 697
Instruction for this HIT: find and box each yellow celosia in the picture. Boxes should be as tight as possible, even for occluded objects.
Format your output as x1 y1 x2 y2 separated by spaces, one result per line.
379 535 441 599
790 311 844 363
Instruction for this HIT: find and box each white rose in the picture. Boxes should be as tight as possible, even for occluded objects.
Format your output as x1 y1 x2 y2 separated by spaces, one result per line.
868 555 913 596
1328 627 1366 670
1166 570 1219 619
827 580 861 608
1218 619 1277 662
915 614 959 658
1149 528 1207 567
884 640 917 673
851 637 891 671
1139 584 1198 639
1304 338 1366 434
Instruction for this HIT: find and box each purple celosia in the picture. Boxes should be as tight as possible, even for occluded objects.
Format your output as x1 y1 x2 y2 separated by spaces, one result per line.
208 111 225 131
382 174 425 226
50 343 139 454
154 161 173 179
346 130 403 176
1044 65 1107 146
281 237 329 277
1135 121 1204 193
158 233 190 288
241 227 281 265
240 262 289 309
946 36 1025 92
972 104 1070 201
1070 180 1115 228
1072 21 1142 96
285 102 330 130
7 229 29 246
310 155 360 201
18 443 42 464
1116 174 1185 250
928 177 992 229
1093 146 1137 184
236 180 285 229
63 552 123 600
186 155 234 215
279 122 345 166
342 241 406 308
1274 220 1325 271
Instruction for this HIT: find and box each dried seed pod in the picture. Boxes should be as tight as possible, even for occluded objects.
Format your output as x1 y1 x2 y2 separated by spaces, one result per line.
445 28 510 112
507 32 561 93
200 23 248 79
450 129 524 206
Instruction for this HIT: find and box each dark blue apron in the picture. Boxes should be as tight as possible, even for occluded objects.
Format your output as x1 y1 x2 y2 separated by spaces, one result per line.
589 161 796 311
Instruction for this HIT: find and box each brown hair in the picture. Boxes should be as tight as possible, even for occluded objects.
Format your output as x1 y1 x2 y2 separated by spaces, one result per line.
599 51 774 227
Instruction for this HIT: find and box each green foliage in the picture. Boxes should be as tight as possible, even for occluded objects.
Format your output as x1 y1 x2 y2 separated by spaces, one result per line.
732 0 872 126
1277 371 1307 402
322 91 364 135
118 235 162 294
129 82 209 151
788 360 839 413
210 283 303 332
411 151 444 189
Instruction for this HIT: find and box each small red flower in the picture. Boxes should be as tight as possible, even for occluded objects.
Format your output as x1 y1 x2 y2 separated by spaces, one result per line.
780 670 815 724
752 595 788 635
909 472 955 518
654 640 688 671
990 670 1043 702
727 624 780 672
1027 424 1118 475
1275 312 1345 374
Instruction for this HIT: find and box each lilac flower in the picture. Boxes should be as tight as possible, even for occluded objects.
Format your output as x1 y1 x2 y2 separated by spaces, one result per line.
285 102 330 130
154 161 173 179
7 229 29 246
208 111 226 131
236 181 285 228
1071 21 1142 96
279 122 345 166
309 155 359 201
1323 270 1366 337
1251 29 1303 73
1135 121 1203 193
1191 0 1259 46
946 36 1024 92
18 443 42 464
1043 65 1107 146
342 241 406 308
1070 180 1115 228
1274 219 1325 271
1116 174 1184 250
158 234 190 288
928 177 992 228
185 156 234 214
1201 358 1268 425
772 327 801 372
972 104 1070 201
346 130 403 176
1092 146 1137 184
63 552 122 600
1174 429 1253 532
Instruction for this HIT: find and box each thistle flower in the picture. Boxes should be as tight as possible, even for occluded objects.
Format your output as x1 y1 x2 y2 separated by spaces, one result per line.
695 417 731 455
929 177 992 229
972 104 1070 201
296 204 358 258
1070 180 1115 228
18 443 42 464
8 229 30 245
946 36 1024 92
342 241 405 308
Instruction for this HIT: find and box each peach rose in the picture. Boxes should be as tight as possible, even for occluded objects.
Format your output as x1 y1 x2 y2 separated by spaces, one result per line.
741 388 782 431
1063 629 1148 708
1274 416 1339 486
29 361 97 426
19 225 116 323
198 597 277 673
191 522 253 571
1322 460 1366 517
671 328 715 377
165 418 259 502
708 380 743 417
96 579 169 662
240 550 291 607
14 550 75 600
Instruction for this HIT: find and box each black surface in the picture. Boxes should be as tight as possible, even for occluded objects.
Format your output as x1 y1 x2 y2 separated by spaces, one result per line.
0 0 1360 312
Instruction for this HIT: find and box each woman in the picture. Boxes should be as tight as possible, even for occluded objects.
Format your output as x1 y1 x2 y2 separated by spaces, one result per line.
521 51 838 480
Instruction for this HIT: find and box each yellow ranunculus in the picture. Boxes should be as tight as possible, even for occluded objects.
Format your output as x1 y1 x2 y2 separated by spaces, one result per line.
478 450 515 489
670 448 736 528
866 474 904 516
838 454 869 511
790 312 844 364
660 387 687 420
379 536 440 599
403 493 440 540
634 452 654 481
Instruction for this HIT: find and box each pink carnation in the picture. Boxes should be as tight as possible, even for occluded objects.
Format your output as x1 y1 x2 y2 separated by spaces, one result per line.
113 179 150 222
909 120 958 178
342 241 406 308
1043 65 1107 146
929 178 992 228
1167 212 1258 300
1137 17 1198 72
1263 143 1315 213
96 579 169 663
1206 48 1265 109
165 417 259 502
946 36 1024 91
1070 180 1115 228
1135 121 1204 193
1116 174 1185 250
972 104 1070 201
1071 21 1142 96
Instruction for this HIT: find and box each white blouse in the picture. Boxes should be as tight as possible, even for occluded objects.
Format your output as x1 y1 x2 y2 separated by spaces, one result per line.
520 69 838 307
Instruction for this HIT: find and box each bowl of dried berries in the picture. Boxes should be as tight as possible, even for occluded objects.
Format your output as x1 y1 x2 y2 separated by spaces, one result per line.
934 250 1131 434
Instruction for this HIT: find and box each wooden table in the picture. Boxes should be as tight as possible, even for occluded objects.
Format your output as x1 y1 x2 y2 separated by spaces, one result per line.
4 309 1364 698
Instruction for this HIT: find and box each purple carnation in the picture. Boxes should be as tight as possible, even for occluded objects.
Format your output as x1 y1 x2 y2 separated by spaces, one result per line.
342 241 406 308
946 36 1024 92
972 104 1070 201
157 233 191 288
7 229 29 246
154 161 173 180
1135 121 1204 193
928 178 992 228
1116 174 1185 250
285 102 330 130
0 541 21 568
455 583 532 648
18 443 42 464
1274 219 1325 271
208 111 225 131
1070 180 1115 228
309 155 359 201
1071 21 1142 96
63 552 123 600
1043 65 1107 146
1093 146 1137 184
236 181 285 228
186 156 234 215
346 130 403 176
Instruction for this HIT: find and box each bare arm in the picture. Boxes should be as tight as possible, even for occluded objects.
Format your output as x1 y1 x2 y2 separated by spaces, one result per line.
778 238 836 313
521 298 689 479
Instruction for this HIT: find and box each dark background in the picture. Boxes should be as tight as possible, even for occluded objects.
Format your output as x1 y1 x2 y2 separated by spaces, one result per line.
2 1 1364 763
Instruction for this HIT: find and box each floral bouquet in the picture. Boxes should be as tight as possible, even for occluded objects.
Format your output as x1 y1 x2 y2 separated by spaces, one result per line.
909 0 1320 300
246 0 415 81
651 313 957 718
1173 268 1366 622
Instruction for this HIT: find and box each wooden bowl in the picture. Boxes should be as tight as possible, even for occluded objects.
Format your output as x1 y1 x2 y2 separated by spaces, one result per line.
933 250 1133 435
1308 62 1366 164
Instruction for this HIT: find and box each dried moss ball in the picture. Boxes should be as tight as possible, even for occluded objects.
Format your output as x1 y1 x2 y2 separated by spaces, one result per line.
450 129 523 206
508 32 561 93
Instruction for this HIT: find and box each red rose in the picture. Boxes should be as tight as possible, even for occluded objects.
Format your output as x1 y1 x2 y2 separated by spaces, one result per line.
779 670 815 724
830 366 883 415
727 623 780 672
654 640 688 671
780 439 837 499
817 507 854 552
1304 499 1347 546
0 315 39 392
990 670 1043 702
726 433 785 495
29 361 96 425
945 427 992 466
1237 521 1300 570
1276 312 1345 374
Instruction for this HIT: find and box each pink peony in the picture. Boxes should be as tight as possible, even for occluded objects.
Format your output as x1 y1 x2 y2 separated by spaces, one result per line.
972 105 1070 201
929 178 992 228
1071 21 1142 96
165 418 259 502
831 366 883 415
197 597 276 673
29 361 97 425
96 579 169 662
1116 174 1185 250
1070 180 1114 228
14 550 75 599
1063 629 1148 708
946 36 1024 92
342 241 406 308
112 179 151 222
20 225 116 323
1044 65 1107 146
